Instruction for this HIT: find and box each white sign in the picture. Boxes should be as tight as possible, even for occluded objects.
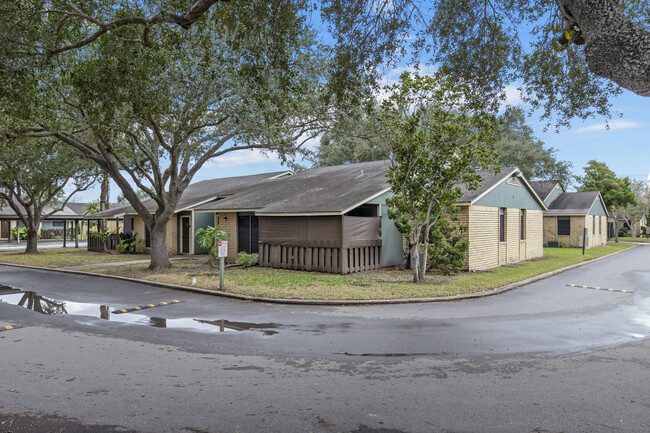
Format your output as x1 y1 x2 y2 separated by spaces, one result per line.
218 240 228 258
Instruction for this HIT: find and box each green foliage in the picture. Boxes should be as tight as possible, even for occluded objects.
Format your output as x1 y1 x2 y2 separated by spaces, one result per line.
236 252 259 268
577 160 635 209
383 72 497 281
84 202 100 214
195 226 228 267
311 102 389 167
10 227 27 240
491 107 574 187
116 234 139 253
427 210 469 275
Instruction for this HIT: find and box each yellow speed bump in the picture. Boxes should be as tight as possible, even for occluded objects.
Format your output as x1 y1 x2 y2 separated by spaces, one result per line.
112 300 184 314
1 325 18 332
566 284 632 294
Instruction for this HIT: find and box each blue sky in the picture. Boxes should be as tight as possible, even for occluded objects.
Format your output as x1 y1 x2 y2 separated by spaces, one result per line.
72 71 650 203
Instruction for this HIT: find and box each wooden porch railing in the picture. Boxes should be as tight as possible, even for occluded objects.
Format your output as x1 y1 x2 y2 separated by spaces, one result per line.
258 243 381 274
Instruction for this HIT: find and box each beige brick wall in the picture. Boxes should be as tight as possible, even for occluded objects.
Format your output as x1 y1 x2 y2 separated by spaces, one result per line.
132 214 178 256
465 205 500 270
544 215 606 248
216 212 238 261
505 208 519 263
465 205 543 271
525 210 543 259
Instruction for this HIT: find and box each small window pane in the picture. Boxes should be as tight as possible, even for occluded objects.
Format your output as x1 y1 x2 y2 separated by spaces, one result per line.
520 210 525 240
558 216 570 236
500 208 505 242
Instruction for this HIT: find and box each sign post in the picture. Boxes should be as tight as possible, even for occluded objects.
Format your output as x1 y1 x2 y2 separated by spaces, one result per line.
218 240 228 290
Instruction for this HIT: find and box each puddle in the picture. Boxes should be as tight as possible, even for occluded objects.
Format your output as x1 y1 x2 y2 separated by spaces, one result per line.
0 288 279 335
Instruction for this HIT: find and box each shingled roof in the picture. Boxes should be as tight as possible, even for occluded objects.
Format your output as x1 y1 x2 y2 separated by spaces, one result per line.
0 204 80 219
91 171 291 218
196 160 391 215
529 180 562 202
545 191 605 215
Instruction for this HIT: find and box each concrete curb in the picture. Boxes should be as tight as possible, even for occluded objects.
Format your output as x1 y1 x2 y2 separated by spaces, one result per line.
0 245 639 306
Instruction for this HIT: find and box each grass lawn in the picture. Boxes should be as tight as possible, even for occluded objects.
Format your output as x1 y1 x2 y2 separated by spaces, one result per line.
615 237 650 243
78 243 635 301
0 249 150 268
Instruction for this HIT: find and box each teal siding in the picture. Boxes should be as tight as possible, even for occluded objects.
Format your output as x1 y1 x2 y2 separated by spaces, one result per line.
474 176 544 210
368 191 403 267
588 197 608 216
544 187 563 206
193 211 215 254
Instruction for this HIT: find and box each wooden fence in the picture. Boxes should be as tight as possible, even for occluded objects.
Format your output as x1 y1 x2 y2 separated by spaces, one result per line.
88 234 121 252
258 243 381 274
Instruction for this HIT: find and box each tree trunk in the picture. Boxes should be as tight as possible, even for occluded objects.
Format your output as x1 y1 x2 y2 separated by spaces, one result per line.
559 0 650 96
411 240 420 282
24 226 39 254
148 221 171 270
631 220 637 239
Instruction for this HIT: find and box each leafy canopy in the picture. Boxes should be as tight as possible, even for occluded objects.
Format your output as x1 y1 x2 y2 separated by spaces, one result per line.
383 73 497 282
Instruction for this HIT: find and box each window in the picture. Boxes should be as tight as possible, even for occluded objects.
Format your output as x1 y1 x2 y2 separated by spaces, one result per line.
599 216 602 234
558 216 570 236
520 210 525 240
51 220 64 228
499 208 505 242
593 216 596 234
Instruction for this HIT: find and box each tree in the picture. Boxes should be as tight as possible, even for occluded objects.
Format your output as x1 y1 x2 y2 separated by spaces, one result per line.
491 107 574 187
6 1 331 270
311 103 389 167
1 0 646 128
578 160 635 208
577 160 635 242
427 208 470 275
383 73 497 282
0 137 97 253
611 179 648 240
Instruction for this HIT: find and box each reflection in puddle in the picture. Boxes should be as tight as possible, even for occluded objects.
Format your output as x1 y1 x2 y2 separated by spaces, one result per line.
0 288 278 335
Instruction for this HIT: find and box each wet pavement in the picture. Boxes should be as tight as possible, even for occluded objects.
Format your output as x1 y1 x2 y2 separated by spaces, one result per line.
1 245 649 359
0 245 649 432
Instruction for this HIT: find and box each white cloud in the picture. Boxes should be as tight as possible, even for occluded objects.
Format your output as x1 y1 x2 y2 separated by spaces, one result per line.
501 84 524 109
204 149 281 169
573 120 644 133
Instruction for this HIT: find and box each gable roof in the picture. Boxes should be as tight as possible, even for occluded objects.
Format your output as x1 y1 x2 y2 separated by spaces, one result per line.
545 191 608 216
91 171 291 218
0 203 80 220
196 160 391 215
456 167 546 209
529 180 563 202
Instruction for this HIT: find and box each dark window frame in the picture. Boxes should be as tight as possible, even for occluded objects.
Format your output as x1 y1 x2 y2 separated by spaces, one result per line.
499 208 506 242
520 209 525 240
557 216 570 236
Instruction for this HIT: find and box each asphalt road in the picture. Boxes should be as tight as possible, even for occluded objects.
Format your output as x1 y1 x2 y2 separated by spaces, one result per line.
0 245 649 432
0 240 87 252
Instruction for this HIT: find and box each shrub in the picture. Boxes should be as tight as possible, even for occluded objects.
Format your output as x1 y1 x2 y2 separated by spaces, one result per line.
116 234 139 253
427 209 469 275
236 251 259 268
195 226 228 267
10 226 27 240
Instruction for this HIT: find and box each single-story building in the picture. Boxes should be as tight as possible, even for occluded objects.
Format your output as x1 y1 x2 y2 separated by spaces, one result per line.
197 163 547 273
90 162 548 273
0 203 89 245
457 168 547 270
542 191 609 248
195 160 403 273
90 171 292 256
